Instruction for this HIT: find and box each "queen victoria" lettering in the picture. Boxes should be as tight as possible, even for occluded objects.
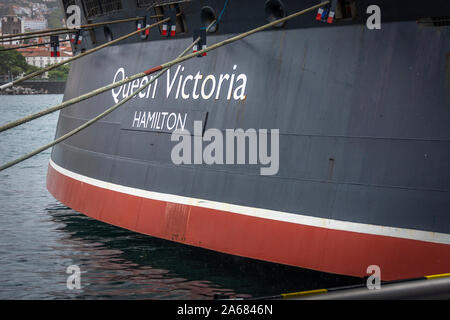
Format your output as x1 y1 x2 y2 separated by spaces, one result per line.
111 65 247 103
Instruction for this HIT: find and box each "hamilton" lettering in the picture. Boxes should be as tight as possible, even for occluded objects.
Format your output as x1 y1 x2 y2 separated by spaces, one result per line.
131 111 187 132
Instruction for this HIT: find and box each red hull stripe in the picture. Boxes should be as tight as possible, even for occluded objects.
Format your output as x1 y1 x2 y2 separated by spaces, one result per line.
47 160 450 280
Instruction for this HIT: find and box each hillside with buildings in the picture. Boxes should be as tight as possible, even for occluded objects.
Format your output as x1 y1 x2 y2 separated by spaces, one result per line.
0 0 64 32
0 1 72 83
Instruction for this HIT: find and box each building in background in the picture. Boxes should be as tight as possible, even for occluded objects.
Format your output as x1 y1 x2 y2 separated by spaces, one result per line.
22 50 72 69
19 44 72 78
1 15 23 44
22 17 48 31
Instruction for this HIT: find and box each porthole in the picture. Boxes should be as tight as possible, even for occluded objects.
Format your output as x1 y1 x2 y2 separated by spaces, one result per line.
103 25 113 42
265 0 286 28
201 6 218 32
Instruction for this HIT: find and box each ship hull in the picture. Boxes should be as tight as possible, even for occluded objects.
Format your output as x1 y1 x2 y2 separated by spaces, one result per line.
48 159 450 280
48 1 450 281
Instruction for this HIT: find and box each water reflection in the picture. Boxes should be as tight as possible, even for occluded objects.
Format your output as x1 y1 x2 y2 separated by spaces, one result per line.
46 202 362 299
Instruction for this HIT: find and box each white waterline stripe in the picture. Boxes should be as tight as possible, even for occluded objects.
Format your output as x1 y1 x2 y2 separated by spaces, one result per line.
49 159 450 245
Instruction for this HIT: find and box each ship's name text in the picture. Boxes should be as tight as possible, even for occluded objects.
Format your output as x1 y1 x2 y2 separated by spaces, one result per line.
111 65 247 103
121 109 207 134
131 111 186 132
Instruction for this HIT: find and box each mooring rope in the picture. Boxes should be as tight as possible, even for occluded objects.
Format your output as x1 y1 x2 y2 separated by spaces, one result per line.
0 40 71 52
0 27 78 40
0 30 79 44
0 0 329 170
0 21 215 172
0 1 328 135
0 14 182 43
144 1 330 76
246 272 450 300
0 17 145 40
0 1 330 172
0 17 170 91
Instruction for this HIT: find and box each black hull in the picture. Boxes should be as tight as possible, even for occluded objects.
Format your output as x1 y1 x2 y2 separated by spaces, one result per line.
48 0 450 280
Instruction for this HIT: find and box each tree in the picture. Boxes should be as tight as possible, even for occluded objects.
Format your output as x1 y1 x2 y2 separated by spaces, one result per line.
0 46 38 78
0 46 45 80
48 63 71 80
